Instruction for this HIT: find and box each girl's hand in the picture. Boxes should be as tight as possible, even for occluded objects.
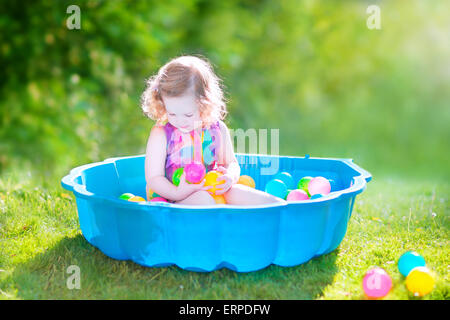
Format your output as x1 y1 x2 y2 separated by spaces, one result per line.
214 166 236 195
215 174 234 195
175 171 212 201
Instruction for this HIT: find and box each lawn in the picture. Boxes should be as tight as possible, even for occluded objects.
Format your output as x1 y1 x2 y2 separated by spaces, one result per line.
0 0 449 301
0 170 448 300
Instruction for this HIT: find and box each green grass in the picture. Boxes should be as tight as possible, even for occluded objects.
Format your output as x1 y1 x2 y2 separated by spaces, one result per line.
0 172 448 300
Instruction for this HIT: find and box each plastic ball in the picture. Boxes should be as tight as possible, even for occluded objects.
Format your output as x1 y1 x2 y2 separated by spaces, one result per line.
172 167 184 186
265 179 288 199
405 266 434 297
212 194 226 204
398 251 426 277
150 197 168 202
274 172 295 189
308 176 331 196
237 175 256 189
286 189 309 201
310 193 323 200
362 267 392 299
119 193 134 200
204 170 224 196
298 176 313 195
128 196 146 202
185 162 206 184
146 187 161 200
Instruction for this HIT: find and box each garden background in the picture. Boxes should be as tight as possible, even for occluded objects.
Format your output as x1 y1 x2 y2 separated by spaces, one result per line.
0 0 448 299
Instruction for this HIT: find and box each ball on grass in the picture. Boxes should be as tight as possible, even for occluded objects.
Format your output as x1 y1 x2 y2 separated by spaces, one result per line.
405 266 434 297
362 267 392 299
398 251 426 277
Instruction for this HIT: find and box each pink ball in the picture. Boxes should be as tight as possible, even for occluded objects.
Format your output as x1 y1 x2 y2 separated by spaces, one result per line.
308 176 331 196
362 267 392 299
150 197 168 202
286 189 309 201
185 162 206 184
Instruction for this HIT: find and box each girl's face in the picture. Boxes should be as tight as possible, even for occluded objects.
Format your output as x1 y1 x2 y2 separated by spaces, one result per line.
162 90 202 133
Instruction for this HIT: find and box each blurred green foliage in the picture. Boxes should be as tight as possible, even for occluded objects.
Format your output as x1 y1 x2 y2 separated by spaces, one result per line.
1 0 449 180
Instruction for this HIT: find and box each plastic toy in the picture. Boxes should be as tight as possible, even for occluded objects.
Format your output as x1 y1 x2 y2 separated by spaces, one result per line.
274 172 295 190
286 189 309 201
237 175 256 189
172 167 184 186
61 154 372 272
362 267 392 299
150 197 168 202
129 195 146 202
265 179 288 199
298 176 313 195
308 176 331 196
405 266 434 297
185 162 206 184
147 187 161 200
204 170 224 196
398 251 426 277
119 193 134 200
212 194 226 204
310 194 323 200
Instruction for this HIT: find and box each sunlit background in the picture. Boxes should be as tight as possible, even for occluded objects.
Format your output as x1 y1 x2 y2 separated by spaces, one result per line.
1 0 449 184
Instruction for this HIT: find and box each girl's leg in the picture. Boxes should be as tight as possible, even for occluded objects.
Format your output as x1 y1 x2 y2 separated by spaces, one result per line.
223 184 285 206
175 190 216 205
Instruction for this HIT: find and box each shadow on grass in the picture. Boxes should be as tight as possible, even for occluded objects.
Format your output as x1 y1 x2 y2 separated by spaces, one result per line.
4 234 338 299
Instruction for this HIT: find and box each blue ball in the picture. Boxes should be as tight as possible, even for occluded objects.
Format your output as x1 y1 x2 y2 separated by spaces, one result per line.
265 179 288 199
398 251 426 277
274 172 295 190
310 193 323 199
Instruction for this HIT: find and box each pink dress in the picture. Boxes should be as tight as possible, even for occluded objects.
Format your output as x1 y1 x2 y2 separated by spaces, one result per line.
160 121 223 183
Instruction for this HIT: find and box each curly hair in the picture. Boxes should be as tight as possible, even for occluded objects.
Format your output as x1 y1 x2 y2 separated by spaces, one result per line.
140 55 228 127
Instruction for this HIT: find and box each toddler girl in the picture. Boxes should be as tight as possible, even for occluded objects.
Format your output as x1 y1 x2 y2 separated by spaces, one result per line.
141 55 285 206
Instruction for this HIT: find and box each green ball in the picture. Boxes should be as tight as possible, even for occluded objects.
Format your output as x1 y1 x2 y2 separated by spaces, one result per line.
119 193 134 200
297 176 313 196
172 167 184 186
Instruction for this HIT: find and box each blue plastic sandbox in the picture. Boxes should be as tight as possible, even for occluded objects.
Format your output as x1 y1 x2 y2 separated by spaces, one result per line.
61 153 371 272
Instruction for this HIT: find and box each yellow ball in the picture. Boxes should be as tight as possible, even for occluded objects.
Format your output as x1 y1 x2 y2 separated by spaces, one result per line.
212 194 226 204
129 196 146 202
238 175 255 189
204 170 224 195
147 187 154 201
405 266 435 297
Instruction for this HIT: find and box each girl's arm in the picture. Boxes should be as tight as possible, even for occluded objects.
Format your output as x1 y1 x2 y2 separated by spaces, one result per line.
218 120 241 183
145 126 209 201
145 126 179 201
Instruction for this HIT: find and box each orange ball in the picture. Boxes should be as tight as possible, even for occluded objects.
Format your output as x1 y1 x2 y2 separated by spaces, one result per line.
128 196 146 202
204 170 224 195
237 175 255 188
212 194 226 204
